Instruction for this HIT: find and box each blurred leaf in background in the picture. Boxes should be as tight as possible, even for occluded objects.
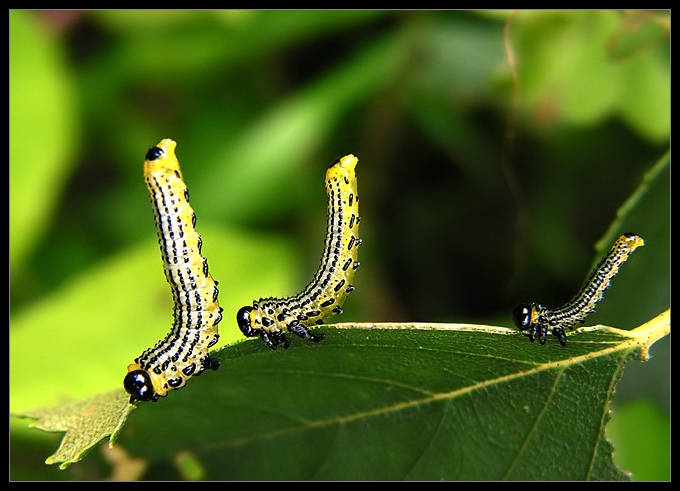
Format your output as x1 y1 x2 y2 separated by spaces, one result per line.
10 10 78 272
10 10 668 480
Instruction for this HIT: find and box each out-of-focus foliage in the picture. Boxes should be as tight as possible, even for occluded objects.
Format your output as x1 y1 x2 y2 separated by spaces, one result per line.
10 10 668 480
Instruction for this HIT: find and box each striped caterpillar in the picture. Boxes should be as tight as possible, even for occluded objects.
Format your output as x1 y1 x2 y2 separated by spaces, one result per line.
236 154 361 350
124 139 222 402
512 233 644 345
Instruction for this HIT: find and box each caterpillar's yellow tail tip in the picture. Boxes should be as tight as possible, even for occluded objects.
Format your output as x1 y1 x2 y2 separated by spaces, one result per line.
327 155 358 182
156 138 176 154
330 154 358 170
623 232 645 251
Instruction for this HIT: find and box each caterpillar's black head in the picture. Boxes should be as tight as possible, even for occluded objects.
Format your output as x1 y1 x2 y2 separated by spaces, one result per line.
512 304 533 330
124 370 157 402
236 306 257 337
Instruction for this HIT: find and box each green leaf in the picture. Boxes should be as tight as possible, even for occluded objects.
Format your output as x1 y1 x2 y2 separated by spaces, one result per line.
13 389 133 470
596 149 669 252
15 310 669 479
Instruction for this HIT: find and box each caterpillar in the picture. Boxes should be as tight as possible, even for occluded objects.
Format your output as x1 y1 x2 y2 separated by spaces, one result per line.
124 139 222 402
512 233 644 346
236 154 361 350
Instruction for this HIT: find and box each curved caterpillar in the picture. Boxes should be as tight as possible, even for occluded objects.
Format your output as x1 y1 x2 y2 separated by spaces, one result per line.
124 139 222 402
512 233 644 346
237 154 361 350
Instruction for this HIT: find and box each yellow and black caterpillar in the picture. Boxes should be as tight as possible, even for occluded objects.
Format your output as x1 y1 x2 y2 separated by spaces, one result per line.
124 139 222 402
237 154 361 349
513 233 644 345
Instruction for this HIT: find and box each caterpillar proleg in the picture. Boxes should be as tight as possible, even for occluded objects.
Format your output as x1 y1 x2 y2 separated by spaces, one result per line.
236 154 361 349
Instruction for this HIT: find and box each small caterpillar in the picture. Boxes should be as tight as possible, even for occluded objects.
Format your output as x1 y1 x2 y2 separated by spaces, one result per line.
237 154 361 350
512 233 644 346
124 139 222 402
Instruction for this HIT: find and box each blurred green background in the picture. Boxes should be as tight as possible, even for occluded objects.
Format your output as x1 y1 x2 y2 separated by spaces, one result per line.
10 10 669 480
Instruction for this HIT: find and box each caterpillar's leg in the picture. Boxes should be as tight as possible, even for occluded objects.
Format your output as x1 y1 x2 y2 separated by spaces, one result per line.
552 326 567 346
204 355 221 371
193 356 221 376
536 324 549 345
287 320 325 343
261 328 290 350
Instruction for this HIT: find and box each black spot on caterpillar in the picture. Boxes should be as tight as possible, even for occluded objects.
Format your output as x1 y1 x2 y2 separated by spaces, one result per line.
513 233 644 346
237 154 361 350
124 139 222 402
